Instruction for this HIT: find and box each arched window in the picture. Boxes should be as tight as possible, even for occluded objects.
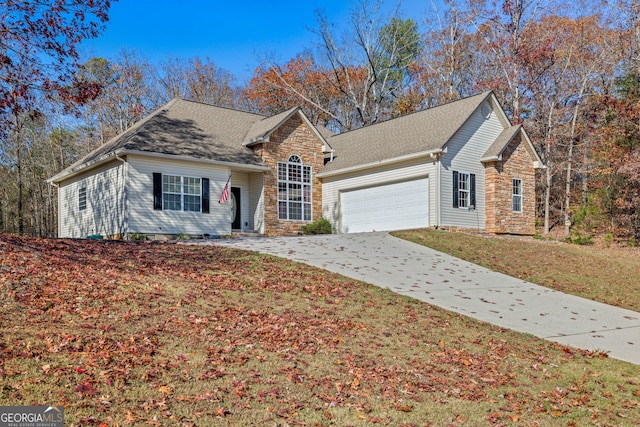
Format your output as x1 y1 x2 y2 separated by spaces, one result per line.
277 154 312 221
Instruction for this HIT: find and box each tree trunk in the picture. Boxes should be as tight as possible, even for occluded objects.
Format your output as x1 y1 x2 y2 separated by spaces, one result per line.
563 138 574 236
543 102 556 234
544 163 552 234
564 78 589 237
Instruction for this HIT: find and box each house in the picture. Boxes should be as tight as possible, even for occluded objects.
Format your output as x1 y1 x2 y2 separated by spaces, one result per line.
48 91 544 239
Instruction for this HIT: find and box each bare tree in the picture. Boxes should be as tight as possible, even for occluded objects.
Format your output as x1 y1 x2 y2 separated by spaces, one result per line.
156 56 240 108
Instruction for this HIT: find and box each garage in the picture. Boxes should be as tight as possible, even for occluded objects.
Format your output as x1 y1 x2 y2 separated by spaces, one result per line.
340 177 429 233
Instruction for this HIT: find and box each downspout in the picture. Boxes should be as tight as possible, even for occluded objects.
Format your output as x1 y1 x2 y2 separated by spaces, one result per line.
434 152 441 229
115 153 128 239
48 181 60 238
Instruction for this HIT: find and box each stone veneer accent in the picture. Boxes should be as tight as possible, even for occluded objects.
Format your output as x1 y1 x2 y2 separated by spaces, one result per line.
484 134 536 235
251 114 325 236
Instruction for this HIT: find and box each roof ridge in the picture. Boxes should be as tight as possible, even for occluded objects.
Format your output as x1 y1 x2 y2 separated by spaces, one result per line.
330 91 492 137
174 97 267 118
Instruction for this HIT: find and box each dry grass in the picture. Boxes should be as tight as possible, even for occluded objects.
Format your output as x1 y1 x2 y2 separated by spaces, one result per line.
0 234 639 426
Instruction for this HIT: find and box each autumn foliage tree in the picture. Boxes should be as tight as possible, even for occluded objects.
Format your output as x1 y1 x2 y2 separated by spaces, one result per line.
0 0 114 130
0 0 114 235
244 0 423 131
591 73 640 238
242 55 341 128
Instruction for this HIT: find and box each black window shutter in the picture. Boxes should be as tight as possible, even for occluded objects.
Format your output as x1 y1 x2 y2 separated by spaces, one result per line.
452 171 459 208
153 173 163 210
202 178 210 214
470 173 476 208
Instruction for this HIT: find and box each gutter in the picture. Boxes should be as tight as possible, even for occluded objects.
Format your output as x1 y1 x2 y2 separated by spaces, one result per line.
48 152 118 184
47 181 60 238
49 149 271 184
317 148 444 179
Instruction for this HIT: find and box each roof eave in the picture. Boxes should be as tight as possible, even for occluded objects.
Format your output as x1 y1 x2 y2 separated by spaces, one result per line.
243 136 268 147
118 149 271 172
533 161 546 169
49 149 271 184
317 148 444 179
480 155 502 163
48 151 119 184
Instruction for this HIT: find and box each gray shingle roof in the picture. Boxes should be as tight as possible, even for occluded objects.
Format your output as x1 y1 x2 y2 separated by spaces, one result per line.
51 91 518 184
243 107 299 144
482 124 522 162
51 99 271 182
322 92 492 173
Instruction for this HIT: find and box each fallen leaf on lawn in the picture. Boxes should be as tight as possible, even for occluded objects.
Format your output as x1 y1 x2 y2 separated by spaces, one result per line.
158 385 173 395
393 403 412 412
214 407 229 417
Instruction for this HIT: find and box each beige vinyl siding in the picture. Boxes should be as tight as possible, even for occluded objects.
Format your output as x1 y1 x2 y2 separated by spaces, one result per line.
58 160 126 238
439 100 505 230
126 155 230 237
322 159 435 233
248 172 264 234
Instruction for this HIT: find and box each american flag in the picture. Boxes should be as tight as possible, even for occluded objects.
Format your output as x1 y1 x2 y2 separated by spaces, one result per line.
218 175 231 203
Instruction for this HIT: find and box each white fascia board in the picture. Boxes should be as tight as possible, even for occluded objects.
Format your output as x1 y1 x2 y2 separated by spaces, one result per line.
243 136 268 147
48 152 119 184
296 110 332 150
533 161 546 169
480 155 502 163
317 148 443 179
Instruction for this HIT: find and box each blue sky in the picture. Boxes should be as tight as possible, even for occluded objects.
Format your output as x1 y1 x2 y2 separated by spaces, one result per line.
82 0 431 82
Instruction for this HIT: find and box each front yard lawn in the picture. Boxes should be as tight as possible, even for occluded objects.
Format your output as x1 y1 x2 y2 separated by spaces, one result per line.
1 234 638 426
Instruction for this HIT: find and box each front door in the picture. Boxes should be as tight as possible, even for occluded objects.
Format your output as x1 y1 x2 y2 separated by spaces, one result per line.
231 187 241 230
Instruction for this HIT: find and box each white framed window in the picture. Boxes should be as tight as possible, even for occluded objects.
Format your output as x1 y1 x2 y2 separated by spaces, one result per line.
512 178 523 212
162 175 201 212
453 171 476 209
79 187 87 211
277 154 312 221
457 172 470 208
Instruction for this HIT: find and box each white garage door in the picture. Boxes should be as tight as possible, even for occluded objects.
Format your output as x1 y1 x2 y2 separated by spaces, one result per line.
340 178 429 233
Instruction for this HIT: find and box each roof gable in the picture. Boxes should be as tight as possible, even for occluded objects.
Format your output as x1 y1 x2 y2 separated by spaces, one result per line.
482 124 544 168
482 125 522 161
321 92 493 173
243 107 332 150
243 107 299 144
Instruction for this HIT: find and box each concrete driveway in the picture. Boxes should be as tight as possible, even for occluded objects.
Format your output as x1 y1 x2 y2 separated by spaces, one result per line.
199 232 640 365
